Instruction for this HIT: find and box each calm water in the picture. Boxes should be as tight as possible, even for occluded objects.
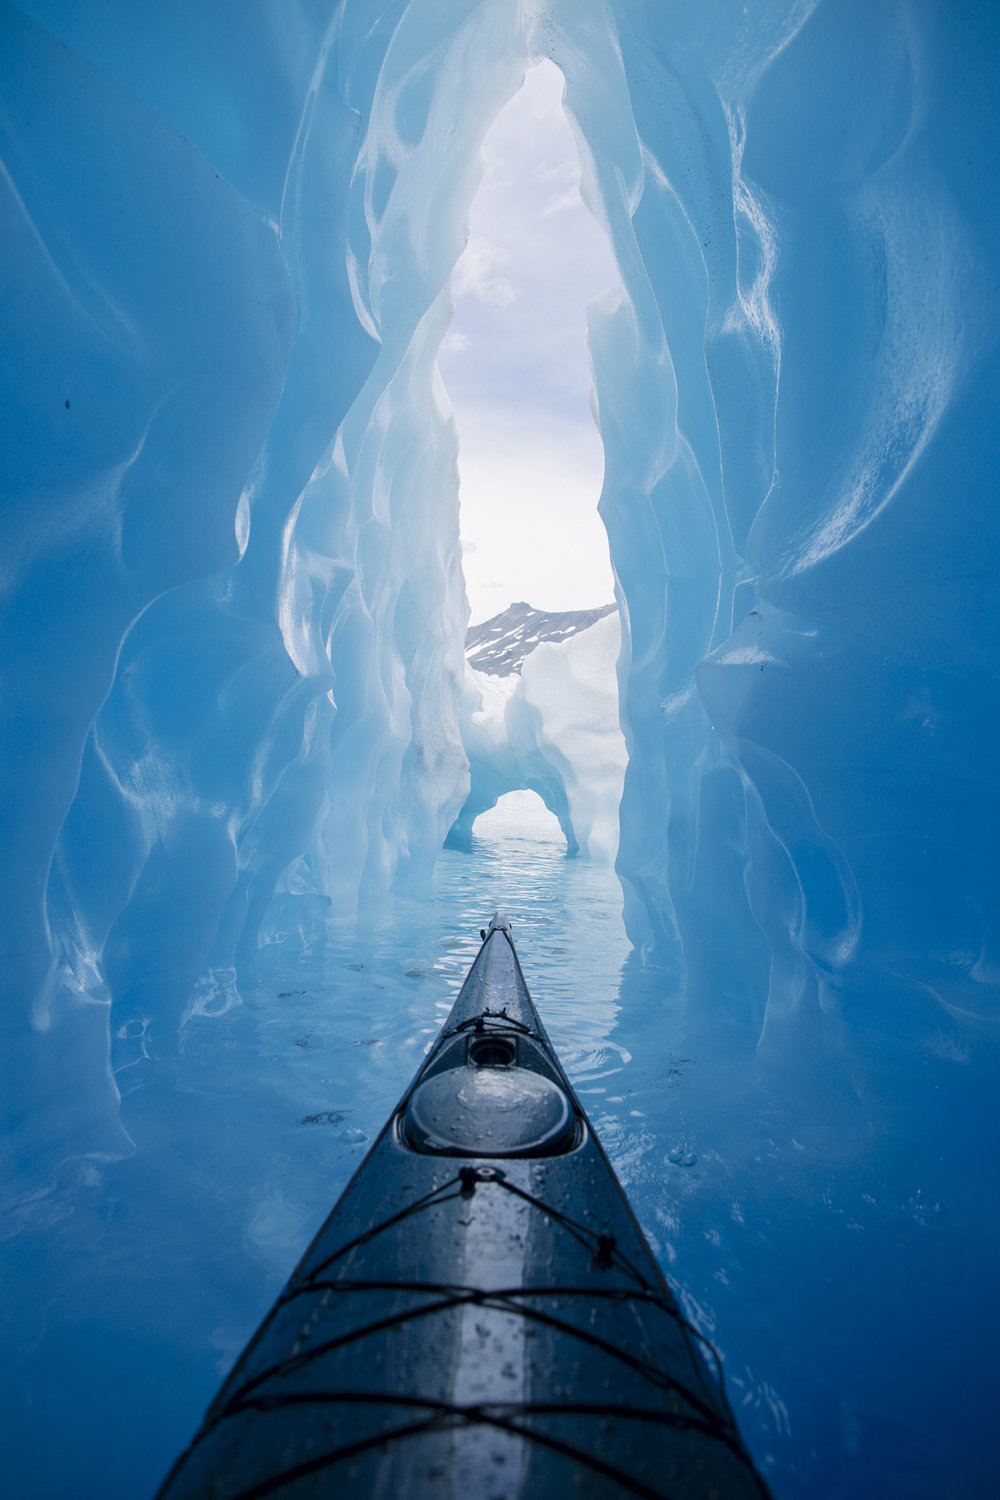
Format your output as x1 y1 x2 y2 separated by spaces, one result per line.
2 794 658 1500
4 793 987 1500
369 790 634 1083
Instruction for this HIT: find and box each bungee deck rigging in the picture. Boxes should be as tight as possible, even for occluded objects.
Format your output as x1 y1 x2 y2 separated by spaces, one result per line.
157 914 771 1498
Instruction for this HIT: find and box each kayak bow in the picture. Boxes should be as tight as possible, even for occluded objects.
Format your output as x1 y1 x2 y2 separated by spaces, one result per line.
158 913 770 1499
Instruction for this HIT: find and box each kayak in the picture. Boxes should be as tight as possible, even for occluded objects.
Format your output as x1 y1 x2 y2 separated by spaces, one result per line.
157 913 770 1499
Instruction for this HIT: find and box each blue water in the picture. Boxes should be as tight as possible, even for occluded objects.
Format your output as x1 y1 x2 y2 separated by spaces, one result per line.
3 792 992 1499
1 794 642 1499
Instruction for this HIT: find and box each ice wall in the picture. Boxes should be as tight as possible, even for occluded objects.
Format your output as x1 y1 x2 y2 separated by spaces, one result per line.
2 1 1000 1492
589 0 1000 1066
1 0 526 1177
452 611 626 859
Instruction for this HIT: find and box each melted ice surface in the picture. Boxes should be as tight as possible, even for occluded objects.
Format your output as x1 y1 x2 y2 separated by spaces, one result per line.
3 4 1000 1498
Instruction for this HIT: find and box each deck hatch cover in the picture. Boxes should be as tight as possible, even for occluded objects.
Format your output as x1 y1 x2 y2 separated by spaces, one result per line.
403 1065 574 1157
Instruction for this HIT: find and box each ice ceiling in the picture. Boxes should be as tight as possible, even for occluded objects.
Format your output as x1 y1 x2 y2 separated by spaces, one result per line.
1 0 999 1490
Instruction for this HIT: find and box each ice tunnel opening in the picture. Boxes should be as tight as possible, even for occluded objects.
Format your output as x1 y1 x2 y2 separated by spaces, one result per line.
4 8 1000 1500
437 59 620 625
471 789 567 849
437 59 627 865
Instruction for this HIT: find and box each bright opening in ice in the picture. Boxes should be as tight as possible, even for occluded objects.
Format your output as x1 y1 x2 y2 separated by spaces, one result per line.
4 7 999 1498
437 61 620 624
471 789 566 846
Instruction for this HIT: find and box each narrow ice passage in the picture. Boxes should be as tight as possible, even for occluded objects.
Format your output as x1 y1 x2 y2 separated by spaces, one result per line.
437 59 627 863
438 59 618 622
1 4 999 1499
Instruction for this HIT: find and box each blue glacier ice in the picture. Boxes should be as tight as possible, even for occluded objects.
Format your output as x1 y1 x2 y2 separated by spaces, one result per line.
2 2 999 1497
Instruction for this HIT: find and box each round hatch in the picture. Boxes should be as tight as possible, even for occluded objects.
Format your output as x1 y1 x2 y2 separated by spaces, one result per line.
403 1065 574 1158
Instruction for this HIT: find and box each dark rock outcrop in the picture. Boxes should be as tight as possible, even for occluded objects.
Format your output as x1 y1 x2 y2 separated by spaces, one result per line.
466 600 617 676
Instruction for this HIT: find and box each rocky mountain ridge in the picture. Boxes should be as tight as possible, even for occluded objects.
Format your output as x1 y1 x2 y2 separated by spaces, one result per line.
466 600 617 676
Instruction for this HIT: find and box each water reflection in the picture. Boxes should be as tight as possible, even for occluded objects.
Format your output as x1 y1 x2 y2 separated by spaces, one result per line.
8 794 981 1500
434 790 629 1080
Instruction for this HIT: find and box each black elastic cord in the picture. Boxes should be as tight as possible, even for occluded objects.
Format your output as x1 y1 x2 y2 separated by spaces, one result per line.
285 1165 730 1412
189 1170 747 1485
299 1171 468 1283
450 1007 536 1036
481 1171 733 1404
218 1390 769 1500
214 1279 722 1431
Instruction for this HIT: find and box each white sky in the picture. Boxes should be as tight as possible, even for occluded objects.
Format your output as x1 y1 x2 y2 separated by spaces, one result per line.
437 61 620 626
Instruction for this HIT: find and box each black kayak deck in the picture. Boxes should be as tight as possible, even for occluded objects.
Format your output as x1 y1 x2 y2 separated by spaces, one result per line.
157 914 770 1499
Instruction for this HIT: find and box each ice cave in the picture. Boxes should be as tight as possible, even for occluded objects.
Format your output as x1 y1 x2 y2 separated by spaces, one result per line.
1 2 998 1496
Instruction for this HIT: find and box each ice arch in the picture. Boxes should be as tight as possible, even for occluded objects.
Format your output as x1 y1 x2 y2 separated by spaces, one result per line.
451 655 581 857
471 789 566 845
449 608 626 860
2 0 999 1201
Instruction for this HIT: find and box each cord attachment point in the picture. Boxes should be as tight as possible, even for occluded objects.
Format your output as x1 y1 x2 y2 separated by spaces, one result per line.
458 1164 507 1198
